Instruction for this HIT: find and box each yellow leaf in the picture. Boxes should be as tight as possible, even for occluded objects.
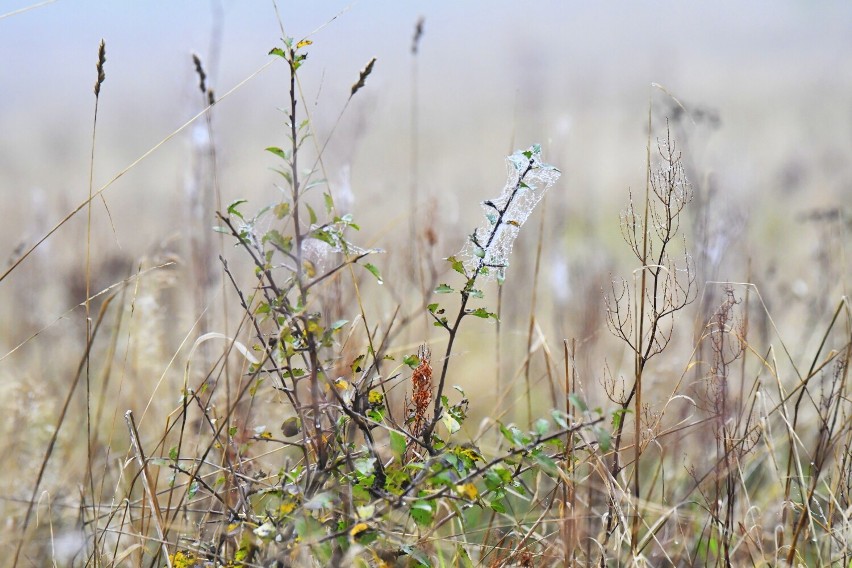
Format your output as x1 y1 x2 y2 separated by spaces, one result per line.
296 39 313 49
169 551 197 568
349 522 369 537
303 259 317 278
456 483 478 500
226 522 241 534
279 501 296 516
458 447 482 462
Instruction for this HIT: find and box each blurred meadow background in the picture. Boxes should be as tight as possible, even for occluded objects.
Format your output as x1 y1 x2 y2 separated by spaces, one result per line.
1 1 851 565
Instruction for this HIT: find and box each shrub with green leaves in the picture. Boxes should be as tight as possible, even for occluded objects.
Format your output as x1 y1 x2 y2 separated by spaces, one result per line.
168 36 606 567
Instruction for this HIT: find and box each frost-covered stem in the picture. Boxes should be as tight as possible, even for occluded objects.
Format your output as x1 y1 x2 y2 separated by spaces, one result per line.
423 159 535 452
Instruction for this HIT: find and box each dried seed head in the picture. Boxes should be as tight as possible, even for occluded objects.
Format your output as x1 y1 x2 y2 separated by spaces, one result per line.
412 17 425 54
93 39 106 97
192 53 207 94
350 57 376 97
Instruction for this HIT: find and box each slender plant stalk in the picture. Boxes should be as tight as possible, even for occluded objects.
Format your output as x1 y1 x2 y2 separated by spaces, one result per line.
524 199 547 426
84 40 107 565
631 102 653 551
125 410 173 567
424 159 537 450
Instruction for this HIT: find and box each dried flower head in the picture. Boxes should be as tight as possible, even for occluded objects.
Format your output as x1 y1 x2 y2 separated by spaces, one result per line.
406 344 433 438
93 39 106 97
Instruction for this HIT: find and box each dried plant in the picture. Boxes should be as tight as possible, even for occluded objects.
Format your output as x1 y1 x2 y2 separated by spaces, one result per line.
405 343 433 441
604 119 697 551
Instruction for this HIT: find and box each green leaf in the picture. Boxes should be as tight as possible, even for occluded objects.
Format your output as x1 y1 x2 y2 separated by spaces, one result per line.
485 466 511 487
498 424 514 446
401 545 432 567
265 146 288 160
304 491 335 510
427 303 439 314
263 229 292 253
305 179 327 192
594 426 612 452
533 418 549 436
551 409 569 428
410 500 434 527
469 307 495 319
274 201 290 219
389 430 406 458
366 408 385 422
442 412 460 435
323 192 334 213
489 498 506 513
403 354 419 368
330 319 348 331
532 451 560 477
435 283 454 294
354 457 376 477
447 255 465 275
311 228 338 249
499 423 529 447
273 168 292 185
227 199 248 219
306 203 317 224
212 226 230 234
168 446 178 461
611 408 631 430
363 263 383 284
568 393 588 413
269 47 286 58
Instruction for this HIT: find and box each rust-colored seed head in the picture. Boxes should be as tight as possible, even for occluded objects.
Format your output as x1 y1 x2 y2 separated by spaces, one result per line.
407 344 433 438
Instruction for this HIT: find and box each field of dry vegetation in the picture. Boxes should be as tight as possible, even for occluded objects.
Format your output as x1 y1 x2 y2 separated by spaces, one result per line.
1 3 851 567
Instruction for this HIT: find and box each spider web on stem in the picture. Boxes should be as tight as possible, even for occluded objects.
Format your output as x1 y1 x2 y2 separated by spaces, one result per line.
459 144 561 282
